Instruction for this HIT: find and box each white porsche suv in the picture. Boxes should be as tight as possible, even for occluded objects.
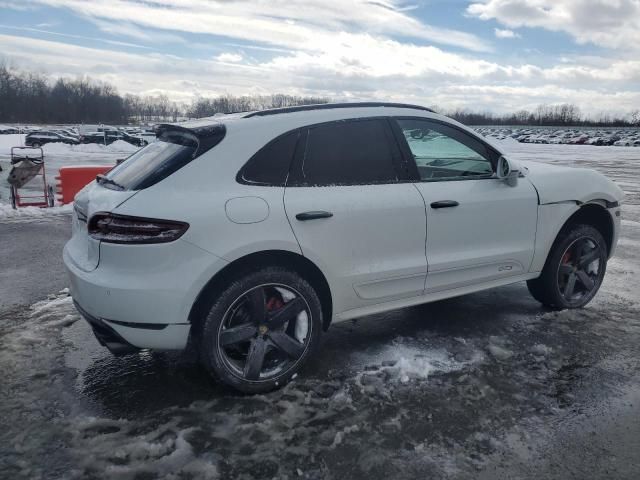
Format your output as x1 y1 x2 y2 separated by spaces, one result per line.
64 102 623 393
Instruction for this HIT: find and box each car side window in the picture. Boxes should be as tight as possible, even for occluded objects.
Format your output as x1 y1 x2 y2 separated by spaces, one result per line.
296 119 399 186
396 119 495 181
238 130 300 186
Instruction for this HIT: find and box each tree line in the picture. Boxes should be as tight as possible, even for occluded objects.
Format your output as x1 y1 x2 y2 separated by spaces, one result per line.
0 64 328 124
437 104 639 127
0 63 638 126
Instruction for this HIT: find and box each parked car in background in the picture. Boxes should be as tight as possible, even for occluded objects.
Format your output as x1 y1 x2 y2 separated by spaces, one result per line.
25 130 80 147
65 102 623 393
0 126 19 134
79 132 106 144
52 128 81 140
80 130 147 147
109 130 148 147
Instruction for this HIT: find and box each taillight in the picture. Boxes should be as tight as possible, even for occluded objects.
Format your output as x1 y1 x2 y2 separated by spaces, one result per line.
88 213 189 244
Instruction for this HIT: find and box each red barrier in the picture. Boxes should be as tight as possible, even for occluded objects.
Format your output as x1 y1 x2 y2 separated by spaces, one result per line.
55 165 114 205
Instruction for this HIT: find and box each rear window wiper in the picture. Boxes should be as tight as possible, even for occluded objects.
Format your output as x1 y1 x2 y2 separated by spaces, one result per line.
96 174 125 191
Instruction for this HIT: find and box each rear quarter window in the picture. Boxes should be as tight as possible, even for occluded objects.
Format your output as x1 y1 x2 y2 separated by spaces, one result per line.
237 130 300 186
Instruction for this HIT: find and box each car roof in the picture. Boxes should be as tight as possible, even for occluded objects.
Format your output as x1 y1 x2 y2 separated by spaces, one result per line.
243 102 435 118
158 101 491 154
173 102 435 128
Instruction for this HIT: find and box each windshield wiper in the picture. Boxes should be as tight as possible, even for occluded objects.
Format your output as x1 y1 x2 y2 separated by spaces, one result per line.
96 174 125 191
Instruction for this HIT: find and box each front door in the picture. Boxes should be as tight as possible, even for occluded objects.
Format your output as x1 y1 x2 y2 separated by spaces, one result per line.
392 117 539 293
284 118 428 314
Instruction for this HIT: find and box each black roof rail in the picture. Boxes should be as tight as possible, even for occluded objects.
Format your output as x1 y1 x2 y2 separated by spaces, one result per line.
243 102 435 118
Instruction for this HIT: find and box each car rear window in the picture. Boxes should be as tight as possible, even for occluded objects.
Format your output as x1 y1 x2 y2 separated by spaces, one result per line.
103 127 224 191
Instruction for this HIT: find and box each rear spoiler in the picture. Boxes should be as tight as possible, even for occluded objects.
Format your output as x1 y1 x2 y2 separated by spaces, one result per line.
154 122 226 156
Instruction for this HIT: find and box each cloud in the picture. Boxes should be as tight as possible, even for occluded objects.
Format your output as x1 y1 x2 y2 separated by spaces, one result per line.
1 0 638 116
26 0 493 52
468 0 640 50
216 53 243 63
1 32 638 116
494 28 520 38
0 24 151 49
89 19 187 45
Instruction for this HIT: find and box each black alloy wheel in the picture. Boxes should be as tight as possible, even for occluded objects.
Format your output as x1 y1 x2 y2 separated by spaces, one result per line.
218 284 311 381
200 267 323 393
556 236 603 306
527 224 607 309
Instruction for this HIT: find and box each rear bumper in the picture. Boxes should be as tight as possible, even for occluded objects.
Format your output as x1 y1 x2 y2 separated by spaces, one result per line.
74 300 139 355
64 237 229 351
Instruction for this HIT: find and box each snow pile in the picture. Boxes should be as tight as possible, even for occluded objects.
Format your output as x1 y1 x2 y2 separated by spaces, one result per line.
67 418 218 480
0 203 72 221
43 139 138 155
1 291 77 355
0 133 26 154
0 291 80 479
355 341 472 387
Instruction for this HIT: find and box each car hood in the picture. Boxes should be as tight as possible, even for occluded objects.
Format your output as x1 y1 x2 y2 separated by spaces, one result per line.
515 159 624 205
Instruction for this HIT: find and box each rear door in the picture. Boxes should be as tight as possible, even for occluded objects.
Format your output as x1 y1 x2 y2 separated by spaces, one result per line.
284 118 428 314
392 117 539 293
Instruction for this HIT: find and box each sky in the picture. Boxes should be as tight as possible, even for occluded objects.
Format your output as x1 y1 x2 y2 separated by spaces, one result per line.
0 0 639 117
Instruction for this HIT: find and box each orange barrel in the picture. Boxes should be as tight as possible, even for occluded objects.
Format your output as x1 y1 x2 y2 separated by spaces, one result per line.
56 165 114 205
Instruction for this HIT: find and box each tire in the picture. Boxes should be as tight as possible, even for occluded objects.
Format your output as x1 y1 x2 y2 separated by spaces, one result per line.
199 266 323 393
31 142 40 148
527 224 607 309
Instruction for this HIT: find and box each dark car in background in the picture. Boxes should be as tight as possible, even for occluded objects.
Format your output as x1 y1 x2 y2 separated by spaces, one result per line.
80 130 147 147
53 128 81 140
25 131 80 147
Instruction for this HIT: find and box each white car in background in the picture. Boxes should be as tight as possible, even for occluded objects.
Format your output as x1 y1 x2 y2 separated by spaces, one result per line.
64 102 624 393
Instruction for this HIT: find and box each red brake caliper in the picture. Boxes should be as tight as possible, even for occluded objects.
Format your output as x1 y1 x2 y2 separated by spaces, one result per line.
562 251 572 266
266 296 283 312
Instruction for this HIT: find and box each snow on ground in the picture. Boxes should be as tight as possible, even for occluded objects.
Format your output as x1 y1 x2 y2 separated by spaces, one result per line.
0 134 137 211
0 203 72 222
5 270 638 478
0 134 139 156
1 126 638 215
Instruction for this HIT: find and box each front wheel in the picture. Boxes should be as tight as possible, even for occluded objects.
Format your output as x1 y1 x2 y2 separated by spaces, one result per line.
199 267 323 393
527 224 607 309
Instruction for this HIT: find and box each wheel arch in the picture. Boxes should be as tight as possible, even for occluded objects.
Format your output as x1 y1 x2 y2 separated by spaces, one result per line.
188 249 334 335
555 201 614 255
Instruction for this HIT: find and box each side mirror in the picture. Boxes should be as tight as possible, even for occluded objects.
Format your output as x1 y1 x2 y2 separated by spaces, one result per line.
496 156 519 186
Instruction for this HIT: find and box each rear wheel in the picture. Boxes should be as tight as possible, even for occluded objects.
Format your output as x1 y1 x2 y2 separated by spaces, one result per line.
527 224 607 309
199 267 322 393
31 142 41 148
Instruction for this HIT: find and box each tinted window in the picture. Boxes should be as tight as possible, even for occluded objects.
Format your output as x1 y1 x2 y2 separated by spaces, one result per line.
298 119 398 186
397 119 495 181
238 130 299 186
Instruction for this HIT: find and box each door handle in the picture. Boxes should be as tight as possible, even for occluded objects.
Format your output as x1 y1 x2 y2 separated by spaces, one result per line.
430 200 459 209
295 211 333 221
